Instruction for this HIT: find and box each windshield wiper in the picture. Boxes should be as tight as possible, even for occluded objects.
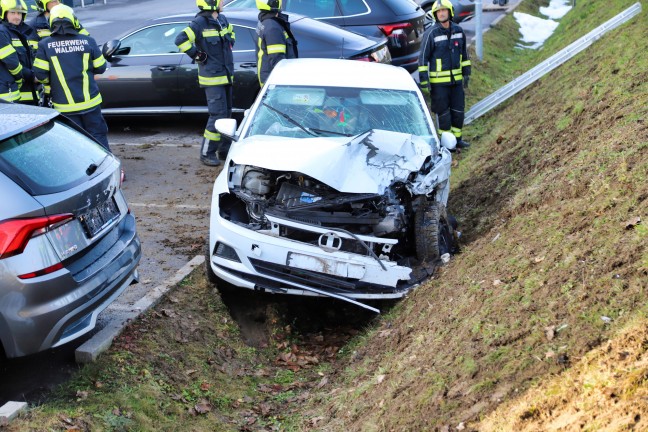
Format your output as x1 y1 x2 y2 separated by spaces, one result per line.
261 102 317 137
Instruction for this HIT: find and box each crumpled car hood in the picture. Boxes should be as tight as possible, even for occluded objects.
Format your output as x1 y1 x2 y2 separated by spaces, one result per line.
230 130 434 194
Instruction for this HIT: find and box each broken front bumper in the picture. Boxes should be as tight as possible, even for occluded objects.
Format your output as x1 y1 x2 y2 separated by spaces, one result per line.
208 204 415 304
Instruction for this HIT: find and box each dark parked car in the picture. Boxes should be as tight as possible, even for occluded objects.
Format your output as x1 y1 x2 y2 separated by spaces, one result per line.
225 0 425 72
416 0 475 25
97 10 390 116
0 101 141 358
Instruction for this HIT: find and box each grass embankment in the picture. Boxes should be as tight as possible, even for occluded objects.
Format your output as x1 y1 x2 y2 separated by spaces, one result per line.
7 0 647 430
306 0 647 430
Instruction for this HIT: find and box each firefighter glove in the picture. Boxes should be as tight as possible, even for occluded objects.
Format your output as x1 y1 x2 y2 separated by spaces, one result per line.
194 51 207 64
463 75 470 89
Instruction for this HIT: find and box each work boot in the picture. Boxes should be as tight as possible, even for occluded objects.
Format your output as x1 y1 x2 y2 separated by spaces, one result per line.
456 138 471 149
200 153 220 166
217 148 229 161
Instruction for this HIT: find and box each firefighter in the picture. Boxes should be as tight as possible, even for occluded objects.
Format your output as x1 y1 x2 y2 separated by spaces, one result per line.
33 5 110 150
418 0 471 149
28 0 88 41
255 0 297 87
0 0 37 103
175 0 235 166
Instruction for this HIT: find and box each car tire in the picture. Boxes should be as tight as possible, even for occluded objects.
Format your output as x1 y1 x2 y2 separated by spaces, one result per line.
414 200 456 263
205 239 219 286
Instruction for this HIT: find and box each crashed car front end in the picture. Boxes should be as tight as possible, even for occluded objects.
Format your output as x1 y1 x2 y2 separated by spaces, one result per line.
207 130 452 310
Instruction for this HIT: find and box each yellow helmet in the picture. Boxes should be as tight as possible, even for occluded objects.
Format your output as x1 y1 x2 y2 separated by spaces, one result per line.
430 0 454 21
196 0 220 11
1 0 28 20
35 0 58 13
256 0 281 12
48 4 80 29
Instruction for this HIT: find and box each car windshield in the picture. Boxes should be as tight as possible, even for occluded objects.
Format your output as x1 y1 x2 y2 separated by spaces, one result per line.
247 85 434 139
0 120 110 195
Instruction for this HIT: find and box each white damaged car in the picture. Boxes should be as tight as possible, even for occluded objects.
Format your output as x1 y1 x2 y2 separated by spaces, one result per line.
207 59 458 312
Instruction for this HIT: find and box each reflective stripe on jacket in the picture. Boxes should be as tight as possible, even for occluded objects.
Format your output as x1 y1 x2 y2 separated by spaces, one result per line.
418 22 471 87
33 32 106 113
0 25 22 101
175 11 235 88
256 11 297 86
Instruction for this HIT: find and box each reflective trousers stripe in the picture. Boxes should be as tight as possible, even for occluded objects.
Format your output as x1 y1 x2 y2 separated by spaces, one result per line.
451 126 462 137
198 75 229 86
203 129 221 141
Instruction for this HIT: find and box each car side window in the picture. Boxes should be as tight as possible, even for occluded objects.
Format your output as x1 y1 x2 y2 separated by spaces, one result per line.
285 0 342 17
338 0 369 15
232 26 255 51
118 24 185 56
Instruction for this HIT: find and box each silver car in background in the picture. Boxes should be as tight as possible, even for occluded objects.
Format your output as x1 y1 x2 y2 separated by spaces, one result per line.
0 101 141 358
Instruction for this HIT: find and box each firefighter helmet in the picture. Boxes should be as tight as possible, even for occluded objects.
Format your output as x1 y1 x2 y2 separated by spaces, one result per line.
256 0 281 12
430 0 454 21
34 0 58 13
196 0 220 11
48 4 81 29
0 0 28 21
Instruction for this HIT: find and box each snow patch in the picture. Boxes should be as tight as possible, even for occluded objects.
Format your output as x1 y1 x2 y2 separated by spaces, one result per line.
540 0 573 20
514 12 559 50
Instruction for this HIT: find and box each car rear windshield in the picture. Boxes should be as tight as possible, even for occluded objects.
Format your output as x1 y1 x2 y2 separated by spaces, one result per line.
0 120 110 196
385 0 420 15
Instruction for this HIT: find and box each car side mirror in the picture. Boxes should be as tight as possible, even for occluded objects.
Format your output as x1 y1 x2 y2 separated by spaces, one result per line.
215 118 238 141
102 39 121 59
440 131 457 151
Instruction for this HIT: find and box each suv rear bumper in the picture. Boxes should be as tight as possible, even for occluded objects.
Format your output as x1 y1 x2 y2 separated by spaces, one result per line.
0 214 141 358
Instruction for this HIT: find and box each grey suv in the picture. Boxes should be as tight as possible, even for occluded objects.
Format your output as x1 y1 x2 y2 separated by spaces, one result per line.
0 101 141 358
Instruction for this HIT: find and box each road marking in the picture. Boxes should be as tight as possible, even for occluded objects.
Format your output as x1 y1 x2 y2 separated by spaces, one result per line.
130 202 210 210
112 143 201 148
83 20 111 27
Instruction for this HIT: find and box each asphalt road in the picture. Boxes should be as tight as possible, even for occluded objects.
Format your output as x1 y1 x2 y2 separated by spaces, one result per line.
1 0 518 408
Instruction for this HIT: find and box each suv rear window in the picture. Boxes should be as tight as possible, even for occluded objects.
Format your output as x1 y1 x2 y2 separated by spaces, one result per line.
0 120 110 196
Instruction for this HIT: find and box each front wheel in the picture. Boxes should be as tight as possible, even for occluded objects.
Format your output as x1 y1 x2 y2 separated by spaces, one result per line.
414 200 457 263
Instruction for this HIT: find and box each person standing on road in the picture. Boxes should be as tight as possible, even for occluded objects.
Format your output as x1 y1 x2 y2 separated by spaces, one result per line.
255 0 297 87
418 0 471 149
176 0 235 167
0 0 37 104
33 5 110 150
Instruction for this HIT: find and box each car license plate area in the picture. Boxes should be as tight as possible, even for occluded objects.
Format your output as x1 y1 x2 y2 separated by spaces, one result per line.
287 252 365 279
79 198 120 238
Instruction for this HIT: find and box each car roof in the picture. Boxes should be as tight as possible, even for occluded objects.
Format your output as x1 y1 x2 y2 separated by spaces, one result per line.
0 101 58 142
266 58 417 91
141 9 306 27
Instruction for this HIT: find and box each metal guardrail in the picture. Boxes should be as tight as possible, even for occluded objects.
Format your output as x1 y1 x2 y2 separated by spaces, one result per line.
464 2 643 125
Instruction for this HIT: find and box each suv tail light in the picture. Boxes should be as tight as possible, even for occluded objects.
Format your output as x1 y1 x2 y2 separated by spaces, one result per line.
0 214 74 259
379 22 412 37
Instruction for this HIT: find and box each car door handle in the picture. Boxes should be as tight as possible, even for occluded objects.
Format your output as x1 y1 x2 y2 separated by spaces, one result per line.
240 62 257 69
157 66 176 72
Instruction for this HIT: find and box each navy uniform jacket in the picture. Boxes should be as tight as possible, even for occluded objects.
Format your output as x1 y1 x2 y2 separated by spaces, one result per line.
33 31 106 113
418 21 471 88
256 11 297 86
0 24 22 101
1 21 38 102
28 12 88 40
175 11 235 87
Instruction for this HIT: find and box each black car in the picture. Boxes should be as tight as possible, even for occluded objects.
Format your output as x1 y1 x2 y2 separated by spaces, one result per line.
225 0 425 72
97 10 390 116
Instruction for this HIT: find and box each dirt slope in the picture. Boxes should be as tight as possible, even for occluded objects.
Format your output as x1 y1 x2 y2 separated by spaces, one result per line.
306 0 647 430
